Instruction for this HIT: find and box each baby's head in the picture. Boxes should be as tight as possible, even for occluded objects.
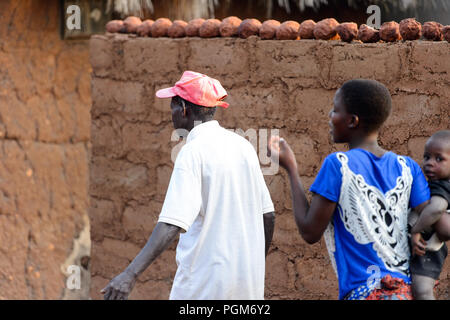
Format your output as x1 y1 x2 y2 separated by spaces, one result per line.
423 130 450 181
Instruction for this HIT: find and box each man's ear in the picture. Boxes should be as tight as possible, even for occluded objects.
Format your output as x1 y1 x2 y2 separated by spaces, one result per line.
348 114 359 129
183 102 194 120
181 99 187 117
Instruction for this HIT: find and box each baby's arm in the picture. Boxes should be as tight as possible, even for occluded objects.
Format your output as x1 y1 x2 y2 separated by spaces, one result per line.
411 195 448 234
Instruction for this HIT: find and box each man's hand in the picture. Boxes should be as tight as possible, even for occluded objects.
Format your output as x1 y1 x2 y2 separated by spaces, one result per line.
101 269 137 300
411 233 427 256
267 136 297 172
100 222 181 300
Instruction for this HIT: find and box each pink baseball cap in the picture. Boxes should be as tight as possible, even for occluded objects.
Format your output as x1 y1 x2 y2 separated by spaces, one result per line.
156 71 229 108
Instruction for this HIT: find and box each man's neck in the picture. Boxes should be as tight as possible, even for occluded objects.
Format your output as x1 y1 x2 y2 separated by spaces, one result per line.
190 118 214 130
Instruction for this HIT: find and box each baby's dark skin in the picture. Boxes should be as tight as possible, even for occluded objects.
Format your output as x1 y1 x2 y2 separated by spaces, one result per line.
410 133 450 300
411 135 450 254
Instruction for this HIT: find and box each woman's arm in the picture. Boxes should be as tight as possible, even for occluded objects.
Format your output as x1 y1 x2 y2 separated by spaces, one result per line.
269 136 336 244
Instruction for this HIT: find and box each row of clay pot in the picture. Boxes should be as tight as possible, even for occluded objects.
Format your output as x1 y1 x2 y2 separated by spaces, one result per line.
106 16 450 43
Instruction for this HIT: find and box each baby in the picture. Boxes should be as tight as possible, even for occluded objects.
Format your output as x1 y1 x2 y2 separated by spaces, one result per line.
409 130 450 300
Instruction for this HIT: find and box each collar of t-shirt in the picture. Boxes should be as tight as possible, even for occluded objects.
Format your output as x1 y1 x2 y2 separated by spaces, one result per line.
186 120 220 143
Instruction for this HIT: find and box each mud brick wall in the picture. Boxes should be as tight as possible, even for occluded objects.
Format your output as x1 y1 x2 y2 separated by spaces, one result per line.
89 33 450 300
0 1 91 299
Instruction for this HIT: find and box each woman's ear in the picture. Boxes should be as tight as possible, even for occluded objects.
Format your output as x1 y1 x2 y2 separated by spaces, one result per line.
348 114 359 129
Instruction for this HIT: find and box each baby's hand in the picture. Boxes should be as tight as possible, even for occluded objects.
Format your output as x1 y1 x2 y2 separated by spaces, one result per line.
267 136 297 171
411 233 427 256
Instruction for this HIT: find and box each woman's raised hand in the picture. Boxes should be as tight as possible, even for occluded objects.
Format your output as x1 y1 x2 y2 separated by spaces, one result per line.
267 136 298 172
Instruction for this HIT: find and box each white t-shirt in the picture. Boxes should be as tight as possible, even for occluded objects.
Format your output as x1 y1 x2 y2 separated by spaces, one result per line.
158 120 274 300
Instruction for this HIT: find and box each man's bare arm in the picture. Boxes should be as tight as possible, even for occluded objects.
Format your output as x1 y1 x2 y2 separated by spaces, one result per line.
263 211 275 257
101 222 181 300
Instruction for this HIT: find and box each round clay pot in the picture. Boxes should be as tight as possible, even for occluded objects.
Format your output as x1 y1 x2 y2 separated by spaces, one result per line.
259 20 280 40
336 22 358 43
358 24 380 43
185 18 205 37
422 21 444 41
298 20 316 39
380 21 402 42
136 19 154 37
238 18 262 39
123 16 142 33
276 21 300 40
399 18 422 40
106 20 125 33
199 19 221 38
151 18 172 37
443 25 450 42
314 18 339 40
168 20 188 38
219 16 242 37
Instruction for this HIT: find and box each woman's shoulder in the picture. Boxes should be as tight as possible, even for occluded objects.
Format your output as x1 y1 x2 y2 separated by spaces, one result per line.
322 151 344 165
322 150 420 171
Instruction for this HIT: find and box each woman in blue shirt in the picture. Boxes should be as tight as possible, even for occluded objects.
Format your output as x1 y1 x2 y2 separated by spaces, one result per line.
268 79 430 300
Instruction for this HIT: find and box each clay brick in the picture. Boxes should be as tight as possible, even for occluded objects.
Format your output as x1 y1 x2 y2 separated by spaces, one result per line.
0 140 89 298
407 137 429 163
186 38 250 87
89 198 116 238
265 251 291 293
122 122 157 153
155 165 173 202
138 249 177 282
102 237 141 260
294 256 338 299
264 174 287 211
254 40 321 84
291 88 334 122
129 280 172 300
89 156 155 203
90 35 113 77
90 244 130 278
387 93 442 128
54 97 77 143
329 43 401 85
0 96 37 141
282 133 320 176
122 204 158 243
123 38 181 78
54 49 82 99
64 144 89 204
91 78 145 115
91 116 124 157
410 41 450 85
231 85 290 121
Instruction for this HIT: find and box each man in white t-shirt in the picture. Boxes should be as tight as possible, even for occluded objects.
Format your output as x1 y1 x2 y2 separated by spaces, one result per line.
102 71 275 300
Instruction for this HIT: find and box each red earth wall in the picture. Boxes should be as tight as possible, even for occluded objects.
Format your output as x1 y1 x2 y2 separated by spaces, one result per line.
0 1 91 299
89 33 450 299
